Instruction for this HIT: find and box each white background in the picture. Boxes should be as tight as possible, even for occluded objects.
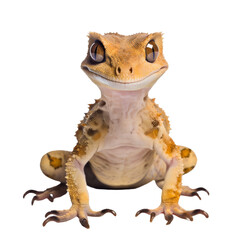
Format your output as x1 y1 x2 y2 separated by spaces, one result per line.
0 0 240 239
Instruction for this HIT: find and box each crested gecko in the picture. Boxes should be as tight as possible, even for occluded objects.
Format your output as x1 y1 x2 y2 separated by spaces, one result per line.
24 32 209 228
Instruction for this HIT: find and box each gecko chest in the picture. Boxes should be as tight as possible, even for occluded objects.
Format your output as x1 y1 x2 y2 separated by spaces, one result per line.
90 146 154 187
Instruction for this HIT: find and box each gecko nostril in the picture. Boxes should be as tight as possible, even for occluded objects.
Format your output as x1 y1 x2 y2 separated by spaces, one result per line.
116 66 133 75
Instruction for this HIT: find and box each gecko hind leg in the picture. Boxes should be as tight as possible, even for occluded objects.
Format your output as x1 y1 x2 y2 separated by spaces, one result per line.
23 183 67 205
23 150 113 206
23 150 70 204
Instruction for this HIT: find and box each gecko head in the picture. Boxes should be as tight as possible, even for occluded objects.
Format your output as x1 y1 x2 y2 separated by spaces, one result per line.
81 32 168 91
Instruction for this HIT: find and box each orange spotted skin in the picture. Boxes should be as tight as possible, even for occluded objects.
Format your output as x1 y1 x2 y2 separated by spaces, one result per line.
24 32 209 227
181 148 192 158
144 127 159 139
47 154 62 169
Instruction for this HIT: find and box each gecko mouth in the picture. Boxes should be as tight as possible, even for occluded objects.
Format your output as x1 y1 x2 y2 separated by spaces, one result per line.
81 66 168 91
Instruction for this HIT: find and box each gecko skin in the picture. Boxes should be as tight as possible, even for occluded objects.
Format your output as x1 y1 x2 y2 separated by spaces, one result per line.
24 32 209 228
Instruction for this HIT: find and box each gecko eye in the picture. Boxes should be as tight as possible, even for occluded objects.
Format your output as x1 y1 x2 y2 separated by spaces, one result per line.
90 40 105 63
145 40 159 63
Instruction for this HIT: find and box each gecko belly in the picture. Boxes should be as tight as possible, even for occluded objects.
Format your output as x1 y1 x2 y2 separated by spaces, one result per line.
90 147 154 187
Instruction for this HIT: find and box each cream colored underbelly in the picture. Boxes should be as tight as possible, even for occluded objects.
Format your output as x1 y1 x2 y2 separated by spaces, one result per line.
90 147 154 187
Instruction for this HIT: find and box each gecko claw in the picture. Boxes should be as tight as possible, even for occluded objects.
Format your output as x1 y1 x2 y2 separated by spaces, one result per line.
191 192 201 200
43 216 60 226
135 209 156 222
176 212 193 221
135 208 150 217
150 212 156 222
101 209 117 216
31 195 53 205
31 196 38 205
23 190 40 198
45 210 60 218
195 187 210 196
80 218 90 229
165 214 173 225
191 209 209 218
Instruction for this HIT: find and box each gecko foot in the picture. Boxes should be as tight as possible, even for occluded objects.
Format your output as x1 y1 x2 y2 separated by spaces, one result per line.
135 203 208 225
181 186 209 200
43 205 116 228
23 183 67 205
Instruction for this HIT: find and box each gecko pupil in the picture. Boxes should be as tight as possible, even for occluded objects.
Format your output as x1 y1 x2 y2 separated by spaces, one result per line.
145 40 159 63
94 45 98 59
90 40 105 63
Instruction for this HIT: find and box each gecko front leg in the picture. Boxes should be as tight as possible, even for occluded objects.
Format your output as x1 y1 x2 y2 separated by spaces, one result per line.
43 109 116 228
136 125 208 224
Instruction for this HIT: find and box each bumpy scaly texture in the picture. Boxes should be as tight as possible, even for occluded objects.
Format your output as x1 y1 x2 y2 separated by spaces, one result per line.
24 32 209 228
